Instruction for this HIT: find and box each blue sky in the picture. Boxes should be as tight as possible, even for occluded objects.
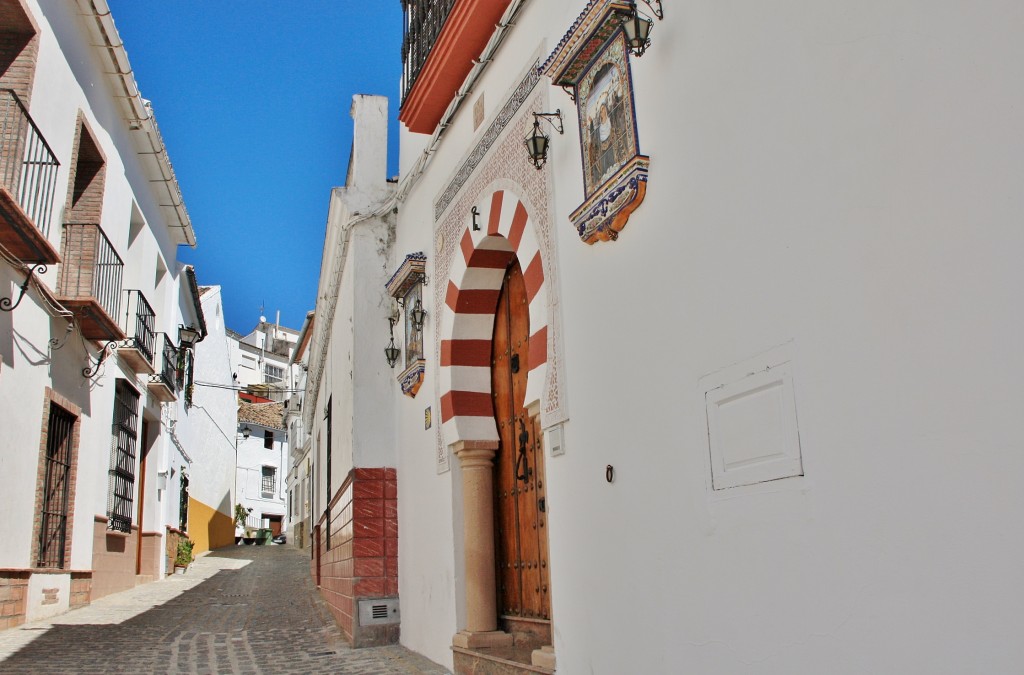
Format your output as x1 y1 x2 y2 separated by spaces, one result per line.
107 2 403 334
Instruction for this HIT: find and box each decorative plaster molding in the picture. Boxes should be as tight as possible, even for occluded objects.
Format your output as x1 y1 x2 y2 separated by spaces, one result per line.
434 62 541 222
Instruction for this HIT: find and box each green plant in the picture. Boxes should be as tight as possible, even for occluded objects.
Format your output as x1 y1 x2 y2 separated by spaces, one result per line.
175 538 194 567
234 503 251 527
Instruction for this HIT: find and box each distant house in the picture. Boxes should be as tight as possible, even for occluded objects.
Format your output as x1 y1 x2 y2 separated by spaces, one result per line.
285 311 314 548
229 314 300 400
236 399 288 538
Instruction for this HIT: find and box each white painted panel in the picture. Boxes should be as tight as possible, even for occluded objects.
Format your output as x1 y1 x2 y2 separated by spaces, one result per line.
706 362 802 490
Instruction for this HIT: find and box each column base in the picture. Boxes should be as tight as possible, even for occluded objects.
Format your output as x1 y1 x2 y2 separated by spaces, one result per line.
452 630 514 649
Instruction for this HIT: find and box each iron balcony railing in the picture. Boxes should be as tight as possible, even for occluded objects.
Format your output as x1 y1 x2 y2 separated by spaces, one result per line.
59 223 124 323
401 0 457 102
121 290 156 365
0 89 60 237
156 333 179 394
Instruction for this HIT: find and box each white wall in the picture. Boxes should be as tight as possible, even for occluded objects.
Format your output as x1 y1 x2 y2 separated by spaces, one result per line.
236 425 287 525
391 1 1024 672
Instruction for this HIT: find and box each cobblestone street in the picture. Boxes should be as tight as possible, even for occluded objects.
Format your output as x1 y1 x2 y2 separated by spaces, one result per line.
0 546 448 675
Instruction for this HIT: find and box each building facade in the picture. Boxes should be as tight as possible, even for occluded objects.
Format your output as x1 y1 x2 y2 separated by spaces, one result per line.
304 0 1024 673
0 0 232 627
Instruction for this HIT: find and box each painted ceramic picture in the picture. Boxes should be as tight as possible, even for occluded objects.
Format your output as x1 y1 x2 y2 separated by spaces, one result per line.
404 284 423 367
577 35 637 195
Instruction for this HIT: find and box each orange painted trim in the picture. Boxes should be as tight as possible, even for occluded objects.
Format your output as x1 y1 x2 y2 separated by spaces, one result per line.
529 326 548 371
441 339 492 367
523 253 545 304
399 0 514 134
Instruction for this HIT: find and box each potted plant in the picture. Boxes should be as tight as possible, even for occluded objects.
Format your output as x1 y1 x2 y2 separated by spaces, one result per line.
174 538 194 574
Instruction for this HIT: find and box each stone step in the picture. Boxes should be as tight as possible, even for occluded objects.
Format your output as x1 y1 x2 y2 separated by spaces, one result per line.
452 644 554 675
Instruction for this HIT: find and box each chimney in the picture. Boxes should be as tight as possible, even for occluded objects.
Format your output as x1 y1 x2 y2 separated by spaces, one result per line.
348 95 388 192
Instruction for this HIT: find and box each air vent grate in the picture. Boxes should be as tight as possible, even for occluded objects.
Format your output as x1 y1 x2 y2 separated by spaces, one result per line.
358 597 400 626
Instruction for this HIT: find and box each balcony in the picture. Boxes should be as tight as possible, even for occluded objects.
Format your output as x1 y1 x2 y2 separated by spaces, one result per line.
57 223 125 341
0 89 61 264
399 0 513 133
116 290 156 374
147 333 179 403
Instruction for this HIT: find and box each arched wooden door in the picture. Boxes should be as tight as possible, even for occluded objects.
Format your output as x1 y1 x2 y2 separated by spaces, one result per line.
491 259 551 633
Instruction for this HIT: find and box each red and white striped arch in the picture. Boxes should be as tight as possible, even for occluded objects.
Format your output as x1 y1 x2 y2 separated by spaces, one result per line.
439 187 549 447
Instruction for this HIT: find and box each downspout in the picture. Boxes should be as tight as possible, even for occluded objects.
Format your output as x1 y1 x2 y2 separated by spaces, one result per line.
303 0 530 427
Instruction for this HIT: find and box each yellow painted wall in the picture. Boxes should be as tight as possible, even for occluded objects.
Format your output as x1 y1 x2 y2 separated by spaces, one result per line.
188 497 235 553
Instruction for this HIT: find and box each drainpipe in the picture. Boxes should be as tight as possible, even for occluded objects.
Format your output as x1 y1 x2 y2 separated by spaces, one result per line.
303 0 531 429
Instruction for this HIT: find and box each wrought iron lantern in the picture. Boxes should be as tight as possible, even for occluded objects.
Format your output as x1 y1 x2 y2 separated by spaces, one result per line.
385 338 401 368
385 308 401 368
623 1 659 57
410 298 427 332
178 324 201 349
241 426 251 439
524 110 564 170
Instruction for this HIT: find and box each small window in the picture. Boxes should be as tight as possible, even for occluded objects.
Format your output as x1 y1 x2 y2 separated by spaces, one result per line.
264 364 284 382
264 429 273 449
261 466 276 497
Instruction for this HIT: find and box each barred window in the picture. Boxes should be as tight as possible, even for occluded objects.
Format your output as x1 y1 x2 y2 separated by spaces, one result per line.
261 466 276 497
108 380 140 533
37 403 76 568
179 473 189 531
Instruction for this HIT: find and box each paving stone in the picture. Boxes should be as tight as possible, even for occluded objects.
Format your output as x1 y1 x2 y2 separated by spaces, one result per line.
0 546 449 675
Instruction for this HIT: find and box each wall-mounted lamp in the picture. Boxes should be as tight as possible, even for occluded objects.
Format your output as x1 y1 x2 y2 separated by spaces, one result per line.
385 308 401 368
178 324 201 350
471 206 481 231
524 110 564 170
623 1 662 57
410 298 427 332
241 426 251 439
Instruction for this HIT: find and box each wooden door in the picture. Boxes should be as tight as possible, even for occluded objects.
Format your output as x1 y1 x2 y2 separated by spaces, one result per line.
492 260 551 622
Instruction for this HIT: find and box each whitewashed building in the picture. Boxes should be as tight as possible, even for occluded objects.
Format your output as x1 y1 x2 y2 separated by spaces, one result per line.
172 285 238 554
285 310 314 549
303 0 1024 673
236 399 288 538
229 313 300 399
0 0 234 627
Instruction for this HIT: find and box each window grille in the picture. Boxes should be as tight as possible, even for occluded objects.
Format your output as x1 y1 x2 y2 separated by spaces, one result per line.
107 380 140 533
262 466 276 497
37 404 76 568
179 473 189 531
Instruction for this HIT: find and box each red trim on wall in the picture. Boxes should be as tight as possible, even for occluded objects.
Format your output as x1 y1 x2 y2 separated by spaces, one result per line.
441 339 492 367
399 0 515 134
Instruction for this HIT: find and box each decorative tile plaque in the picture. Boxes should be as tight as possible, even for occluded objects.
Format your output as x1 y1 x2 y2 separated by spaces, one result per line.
544 1 649 244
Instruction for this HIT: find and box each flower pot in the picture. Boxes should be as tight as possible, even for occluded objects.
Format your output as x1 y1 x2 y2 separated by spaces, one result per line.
174 565 186 575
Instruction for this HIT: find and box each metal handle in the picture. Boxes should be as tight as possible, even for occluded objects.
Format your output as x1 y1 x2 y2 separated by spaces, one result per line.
515 418 530 483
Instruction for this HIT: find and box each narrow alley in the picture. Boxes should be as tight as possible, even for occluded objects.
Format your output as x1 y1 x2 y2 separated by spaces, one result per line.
0 547 448 675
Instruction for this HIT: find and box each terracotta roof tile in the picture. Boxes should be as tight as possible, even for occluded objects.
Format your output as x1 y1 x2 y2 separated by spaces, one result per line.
238 400 285 430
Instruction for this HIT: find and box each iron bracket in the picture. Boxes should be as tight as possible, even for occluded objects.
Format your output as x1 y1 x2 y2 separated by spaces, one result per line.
0 264 47 313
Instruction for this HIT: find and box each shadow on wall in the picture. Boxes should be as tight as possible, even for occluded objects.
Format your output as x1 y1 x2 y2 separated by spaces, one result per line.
0 270 14 369
188 491 235 554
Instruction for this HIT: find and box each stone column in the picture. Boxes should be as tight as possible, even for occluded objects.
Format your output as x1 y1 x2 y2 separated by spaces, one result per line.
452 442 513 650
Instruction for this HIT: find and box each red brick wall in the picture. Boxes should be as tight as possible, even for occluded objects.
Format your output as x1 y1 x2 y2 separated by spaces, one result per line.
0 571 29 630
314 468 398 647
69 571 91 609
90 516 138 600
0 0 39 107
